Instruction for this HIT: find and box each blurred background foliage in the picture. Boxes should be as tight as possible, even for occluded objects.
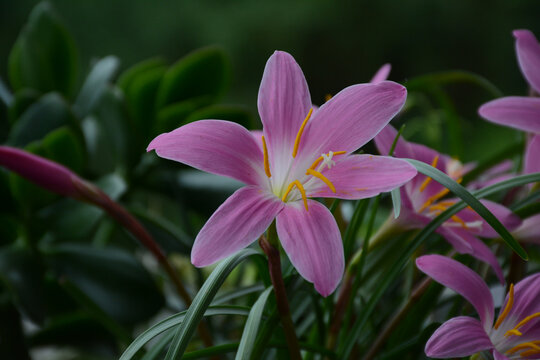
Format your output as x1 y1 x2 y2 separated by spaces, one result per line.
0 1 539 359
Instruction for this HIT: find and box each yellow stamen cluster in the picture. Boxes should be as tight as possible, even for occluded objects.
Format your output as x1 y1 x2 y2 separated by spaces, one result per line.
417 178 462 214
306 169 336 193
494 283 540 357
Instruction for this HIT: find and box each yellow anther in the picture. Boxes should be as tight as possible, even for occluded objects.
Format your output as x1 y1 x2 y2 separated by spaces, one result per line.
511 312 540 333
281 180 308 211
419 156 440 192
521 348 540 357
505 329 522 337
308 151 346 171
495 284 514 329
292 108 313 158
262 135 271 178
306 169 336 193
506 341 540 355
325 94 332 102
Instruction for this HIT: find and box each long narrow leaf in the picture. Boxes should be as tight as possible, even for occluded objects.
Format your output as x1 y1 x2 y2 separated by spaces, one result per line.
235 287 273 360
338 172 540 358
120 306 250 360
406 158 527 259
391 188 401 218
165 249 260 360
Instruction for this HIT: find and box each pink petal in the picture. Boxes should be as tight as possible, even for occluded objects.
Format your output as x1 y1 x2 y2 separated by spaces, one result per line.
478 96 540 133
374 124 414 159
416 255 494 330
435 226 474 254
503 273 540 329
276 200 344 297
370 63 391 84
444 228 505 284
514 29 540 94
492 349 510 360
305 154 417 200
513 214 540 244
298 81 407 157
0 146 79 197
454 199 522 238
525 134 540 174
191 186 284 267
425 316 493 358
148 120 266 186
257 51 311 162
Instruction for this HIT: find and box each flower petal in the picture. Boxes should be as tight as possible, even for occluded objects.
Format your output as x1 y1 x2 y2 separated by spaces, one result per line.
299 81 407 157
258 51 311 161
374 124 414 158
148 120 266 186
425 316 493 358
0 146 79 197
503 273 540 332
513 214 540 244
514 29 540 94
370 63 391 84
525 134 540 174
305 154 417 200
492 349 510 360
478 96 540 133
453 199 522 238
276 200 344 297
444 228 505 284
435 226 474 254
416 255 494 330
191 186 284 267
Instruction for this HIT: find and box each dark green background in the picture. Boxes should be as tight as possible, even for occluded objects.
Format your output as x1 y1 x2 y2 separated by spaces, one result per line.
2 0 539 160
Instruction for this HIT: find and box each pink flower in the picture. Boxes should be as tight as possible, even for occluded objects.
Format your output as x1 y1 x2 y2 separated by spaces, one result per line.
417 255 540 360
375 125 522 283
479 30 540 176
147 51 417 296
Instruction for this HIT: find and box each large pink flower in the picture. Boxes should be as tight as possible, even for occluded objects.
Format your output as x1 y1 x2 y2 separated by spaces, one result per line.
479 29 540 176
375 125 522 283
147 51 417 296
417 255 540 360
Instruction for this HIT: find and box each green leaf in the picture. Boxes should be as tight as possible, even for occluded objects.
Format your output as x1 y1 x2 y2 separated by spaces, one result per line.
185 105 255 129
338 171 540 358
41 126 85 174
235 287 272 360
118 58 167 91
0 246 45 323
8 93 77 147
165 249 260 360
82 88 132 175
0 77 13 107
406 158 527 259
8 2 78 97
391 188 401 218
44 243 164 325
8 88 40 125
120 306 250 360
155 96 211 133
74 56 120 118
37 173 126 240
156 47 230 109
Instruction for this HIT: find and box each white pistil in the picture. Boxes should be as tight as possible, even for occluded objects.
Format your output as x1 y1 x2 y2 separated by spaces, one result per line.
321 151 336 169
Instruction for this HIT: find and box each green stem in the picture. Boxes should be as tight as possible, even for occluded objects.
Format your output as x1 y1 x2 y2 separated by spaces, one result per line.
259 232 302 360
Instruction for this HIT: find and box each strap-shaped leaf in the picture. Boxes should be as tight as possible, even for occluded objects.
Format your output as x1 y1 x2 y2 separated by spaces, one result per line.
235 287 273 360
165 249 261 360
120 305 250 360
406 158 527 259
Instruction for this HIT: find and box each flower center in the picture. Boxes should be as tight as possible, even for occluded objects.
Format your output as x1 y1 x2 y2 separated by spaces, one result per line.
261 108 345 211
492 284 540 358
